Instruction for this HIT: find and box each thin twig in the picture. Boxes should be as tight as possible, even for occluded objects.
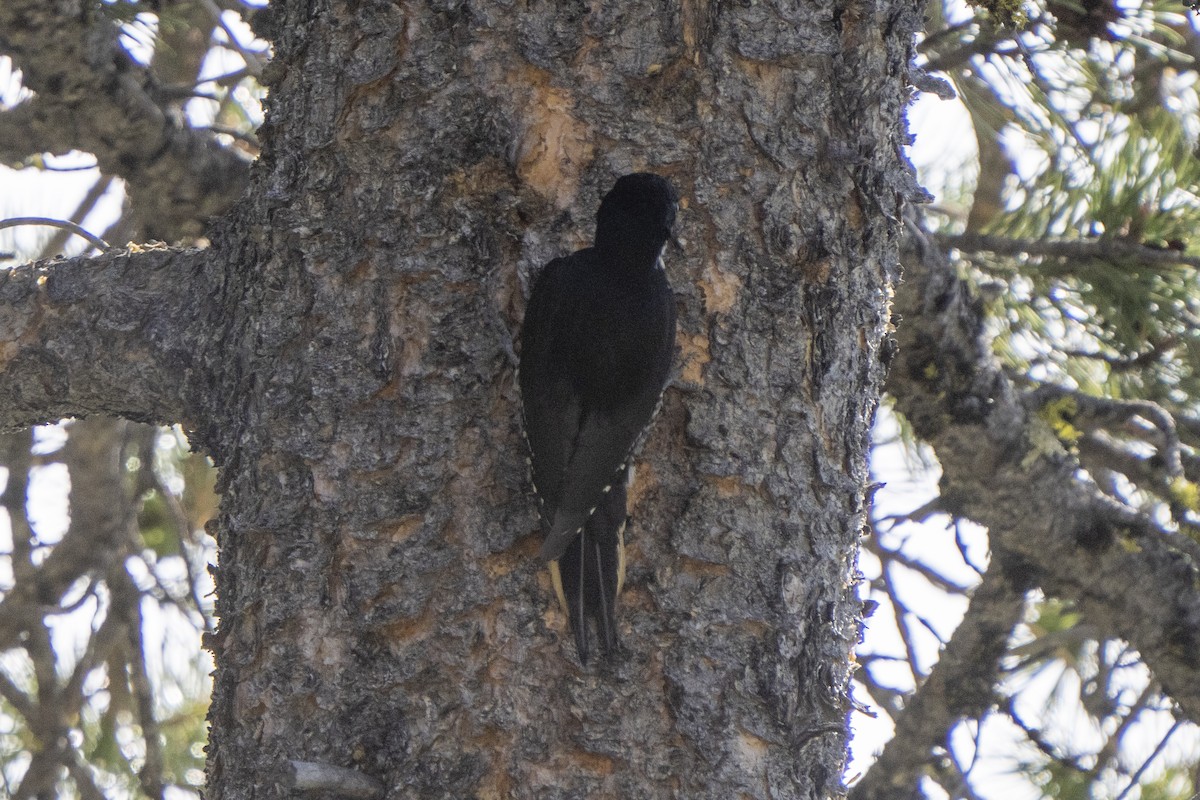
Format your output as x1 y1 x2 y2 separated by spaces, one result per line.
882 563 926 683
1113 717 1183 800
119 565 167 800
200 0 266 77
65 754 109 800
1028 383 1183 479
38 176 115 259
0 217 109 253
868 537 975 595
1089 679 1154 779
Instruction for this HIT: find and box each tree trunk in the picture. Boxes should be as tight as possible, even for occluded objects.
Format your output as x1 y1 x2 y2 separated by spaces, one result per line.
188 1 921 797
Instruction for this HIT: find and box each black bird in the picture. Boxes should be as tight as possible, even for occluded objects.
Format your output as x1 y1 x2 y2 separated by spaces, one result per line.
518 172 678 664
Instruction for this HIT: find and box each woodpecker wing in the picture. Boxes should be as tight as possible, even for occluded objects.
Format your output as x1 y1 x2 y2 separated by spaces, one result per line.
540 402 653 560
518 257 579 526
523 251 675 561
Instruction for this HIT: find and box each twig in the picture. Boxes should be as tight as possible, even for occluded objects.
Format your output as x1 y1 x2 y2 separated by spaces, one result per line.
0 217 109 253
0 670 40 732
200 0 265 77
867 537 975 595
1113 717 1184 800
882 563 925 684
38 176 115 259
1089 679 1154 779
1060 337 1178 372
1006 696 1090 771
1027 384 1183 479
64 754 109 800
113 564 167 800
849 564 1028 800
201 124 261 149
954 519 988 576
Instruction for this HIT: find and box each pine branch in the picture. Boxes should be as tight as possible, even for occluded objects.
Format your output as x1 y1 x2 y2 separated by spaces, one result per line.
887 215 1200 731
938 232 1200 270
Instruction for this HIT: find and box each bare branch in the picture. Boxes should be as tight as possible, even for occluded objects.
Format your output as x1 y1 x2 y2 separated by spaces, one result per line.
1027 385 1183 479
1113 717 1184 800
37 176 117 259
851 563 1028 800
0 217 110 254
888 218 1200 725
0 2 249 241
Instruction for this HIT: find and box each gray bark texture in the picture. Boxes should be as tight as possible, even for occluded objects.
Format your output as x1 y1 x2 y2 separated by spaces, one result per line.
0 248 215 430
0 0 923 797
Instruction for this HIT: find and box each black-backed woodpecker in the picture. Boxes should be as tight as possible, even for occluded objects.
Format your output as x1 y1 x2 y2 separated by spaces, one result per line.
519 172 678 664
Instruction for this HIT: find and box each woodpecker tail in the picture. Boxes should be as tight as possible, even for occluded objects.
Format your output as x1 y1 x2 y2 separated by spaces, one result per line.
548 480 627 665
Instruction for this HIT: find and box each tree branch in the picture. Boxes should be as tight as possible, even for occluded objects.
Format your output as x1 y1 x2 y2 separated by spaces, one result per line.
0 247 220 432
0 217 110 253
887 216 1200 726
851 562 1028 800
937 231 1200 270
0 2 249 241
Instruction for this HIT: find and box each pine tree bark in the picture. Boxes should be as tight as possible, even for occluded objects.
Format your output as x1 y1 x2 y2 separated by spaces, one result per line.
198 2 919 797
2 0 922 796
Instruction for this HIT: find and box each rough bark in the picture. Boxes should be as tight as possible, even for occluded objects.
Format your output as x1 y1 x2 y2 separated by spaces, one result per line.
0 247 216 431
0 0 920 795
195 1 918 798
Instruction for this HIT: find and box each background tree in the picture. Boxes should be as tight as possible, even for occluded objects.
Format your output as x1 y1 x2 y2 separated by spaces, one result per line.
0 0 913 798
854 0 1200 797
0 1 252 796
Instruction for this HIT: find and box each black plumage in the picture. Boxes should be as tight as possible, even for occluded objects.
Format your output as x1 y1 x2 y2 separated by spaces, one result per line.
519 172 678 663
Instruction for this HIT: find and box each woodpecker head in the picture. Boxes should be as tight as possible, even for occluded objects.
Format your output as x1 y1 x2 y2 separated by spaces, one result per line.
594 173 678 265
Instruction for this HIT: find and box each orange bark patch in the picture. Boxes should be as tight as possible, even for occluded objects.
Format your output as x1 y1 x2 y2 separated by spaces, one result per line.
699 259 741 315
707 475 747 498
803 257 832 284
732 729 771 786
379 605 436 644
563 750 616 776
845 191 865 229
677 554 731 578
388 514 424 542
312 472 337 503
479 548 523 579
476 760 514 800
678 332 711 384
627 462 658 510
509 69 594 208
